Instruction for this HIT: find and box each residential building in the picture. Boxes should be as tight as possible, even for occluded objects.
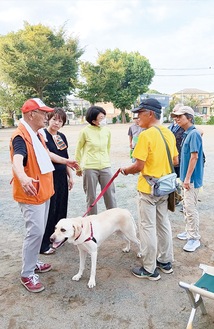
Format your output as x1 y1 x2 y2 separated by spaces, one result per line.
172 88 214 120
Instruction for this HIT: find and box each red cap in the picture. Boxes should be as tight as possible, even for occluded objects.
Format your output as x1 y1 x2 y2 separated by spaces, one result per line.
21 98 54 113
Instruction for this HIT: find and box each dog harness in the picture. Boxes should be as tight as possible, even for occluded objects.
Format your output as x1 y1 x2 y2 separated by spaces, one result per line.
84 222 97 243
75 222 97 244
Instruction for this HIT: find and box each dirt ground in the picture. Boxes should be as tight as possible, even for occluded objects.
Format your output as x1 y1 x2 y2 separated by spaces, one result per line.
0 123 214 329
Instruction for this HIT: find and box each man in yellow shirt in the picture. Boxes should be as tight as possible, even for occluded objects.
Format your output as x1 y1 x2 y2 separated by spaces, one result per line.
121 98 178 280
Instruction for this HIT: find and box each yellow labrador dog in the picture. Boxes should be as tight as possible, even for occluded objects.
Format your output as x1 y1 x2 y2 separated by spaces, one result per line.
50 208 142 288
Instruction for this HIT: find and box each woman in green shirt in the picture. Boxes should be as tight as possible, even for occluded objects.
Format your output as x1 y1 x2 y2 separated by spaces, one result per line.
75 106 117 215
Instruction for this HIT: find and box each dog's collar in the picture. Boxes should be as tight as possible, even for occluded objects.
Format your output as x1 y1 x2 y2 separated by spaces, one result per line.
74 222 97 244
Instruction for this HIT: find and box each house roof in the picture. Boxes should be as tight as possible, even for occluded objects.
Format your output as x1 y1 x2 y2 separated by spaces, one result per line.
173 88 210 94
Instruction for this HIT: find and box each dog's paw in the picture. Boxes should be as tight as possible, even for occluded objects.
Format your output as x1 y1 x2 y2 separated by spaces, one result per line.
122 247 130 253
72 274 82 281
88 280 96 288
137 252 142 258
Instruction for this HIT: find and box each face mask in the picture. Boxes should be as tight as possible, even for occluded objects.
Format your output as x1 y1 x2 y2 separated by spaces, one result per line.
99 118 107 126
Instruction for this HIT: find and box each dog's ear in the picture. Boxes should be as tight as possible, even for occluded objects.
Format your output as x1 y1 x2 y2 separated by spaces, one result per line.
73 223 82 239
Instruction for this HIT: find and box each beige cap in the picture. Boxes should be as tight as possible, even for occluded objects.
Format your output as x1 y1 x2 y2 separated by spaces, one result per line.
171 105 194 117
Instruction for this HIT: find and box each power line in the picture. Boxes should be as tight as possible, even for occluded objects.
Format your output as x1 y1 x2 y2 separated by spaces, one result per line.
156 73 214 76
154 67 213 71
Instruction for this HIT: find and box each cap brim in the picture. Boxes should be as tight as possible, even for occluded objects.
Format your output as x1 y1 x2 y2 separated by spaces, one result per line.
39 106 54 112
132 106 143 113
171 111 184 117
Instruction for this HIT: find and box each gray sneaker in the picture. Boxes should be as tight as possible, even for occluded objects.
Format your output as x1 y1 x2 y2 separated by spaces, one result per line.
177 231 188 240
183 239 200 252
131 266 161 281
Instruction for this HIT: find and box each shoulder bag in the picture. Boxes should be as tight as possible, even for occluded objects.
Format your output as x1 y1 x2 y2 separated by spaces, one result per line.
144 127 177 211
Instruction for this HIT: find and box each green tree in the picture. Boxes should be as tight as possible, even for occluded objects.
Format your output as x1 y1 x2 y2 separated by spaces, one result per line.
78 49 154 122
169 96 202 118
184 96 202 112
0 22 83 107
0 83 25 125
146 89 162 94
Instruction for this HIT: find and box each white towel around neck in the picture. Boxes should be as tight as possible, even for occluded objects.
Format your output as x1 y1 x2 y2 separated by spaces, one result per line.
20 118 55 174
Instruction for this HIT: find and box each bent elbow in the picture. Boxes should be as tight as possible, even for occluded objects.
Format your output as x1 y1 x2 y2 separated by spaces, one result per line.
173 156 179 166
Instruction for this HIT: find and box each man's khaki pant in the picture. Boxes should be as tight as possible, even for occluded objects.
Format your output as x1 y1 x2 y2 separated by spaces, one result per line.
137 192 174 274
183 183 200 240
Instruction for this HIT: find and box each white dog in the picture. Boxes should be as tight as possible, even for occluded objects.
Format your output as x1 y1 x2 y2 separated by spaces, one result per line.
50 208 142 288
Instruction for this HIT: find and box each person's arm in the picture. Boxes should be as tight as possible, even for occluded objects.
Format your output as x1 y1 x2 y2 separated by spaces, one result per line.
120 158 145 175
107 130 111 155
74 130 86 176
48 151 80 171
12 154 38 196
66 166 74 190
173 155 179 166
129 135 133 149
128 127 133 149
183 152 198 190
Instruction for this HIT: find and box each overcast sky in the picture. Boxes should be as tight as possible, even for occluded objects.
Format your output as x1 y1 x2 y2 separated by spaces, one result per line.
1 0 214 95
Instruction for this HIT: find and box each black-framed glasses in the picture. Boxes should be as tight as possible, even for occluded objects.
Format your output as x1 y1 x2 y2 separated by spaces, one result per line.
138 110 149 114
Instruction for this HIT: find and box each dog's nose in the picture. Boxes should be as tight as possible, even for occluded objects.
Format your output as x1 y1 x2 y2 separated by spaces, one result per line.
50 237 54 243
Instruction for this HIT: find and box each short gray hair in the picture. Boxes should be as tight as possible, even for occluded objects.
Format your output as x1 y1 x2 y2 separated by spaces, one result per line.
184 113 194 123
153 112 161 120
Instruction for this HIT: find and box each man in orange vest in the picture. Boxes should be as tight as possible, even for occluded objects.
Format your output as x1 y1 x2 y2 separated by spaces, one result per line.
10 98 79 293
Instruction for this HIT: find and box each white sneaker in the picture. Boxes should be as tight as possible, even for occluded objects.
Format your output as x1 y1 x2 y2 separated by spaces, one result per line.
183 239 200 252
177 232 188 240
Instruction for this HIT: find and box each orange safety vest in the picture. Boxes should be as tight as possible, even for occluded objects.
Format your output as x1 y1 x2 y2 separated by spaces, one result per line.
10 123 54 205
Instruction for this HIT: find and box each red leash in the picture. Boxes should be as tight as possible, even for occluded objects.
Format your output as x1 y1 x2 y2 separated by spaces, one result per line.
82 168 121 217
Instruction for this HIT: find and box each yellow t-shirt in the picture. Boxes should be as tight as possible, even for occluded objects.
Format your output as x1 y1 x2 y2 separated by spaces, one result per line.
132 126 178 194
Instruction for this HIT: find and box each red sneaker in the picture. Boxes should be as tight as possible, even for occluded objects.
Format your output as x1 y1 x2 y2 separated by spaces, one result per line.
35 261 52 273
21 274 44 293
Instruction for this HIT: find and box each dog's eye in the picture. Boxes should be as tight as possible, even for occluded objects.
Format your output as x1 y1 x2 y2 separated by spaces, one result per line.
61 228 66 232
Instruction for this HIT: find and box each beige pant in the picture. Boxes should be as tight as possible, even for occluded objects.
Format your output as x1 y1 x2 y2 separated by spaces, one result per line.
183 183 200 240
83 168 117 215
137 192 174 274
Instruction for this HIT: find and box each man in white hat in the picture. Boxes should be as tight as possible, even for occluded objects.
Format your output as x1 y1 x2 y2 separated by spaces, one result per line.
171 105 204 252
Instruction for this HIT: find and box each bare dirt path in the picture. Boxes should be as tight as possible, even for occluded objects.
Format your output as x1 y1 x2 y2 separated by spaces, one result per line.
0 124 214 329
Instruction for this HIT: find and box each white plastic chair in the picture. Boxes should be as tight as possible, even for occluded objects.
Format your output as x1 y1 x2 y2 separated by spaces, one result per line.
179 264 214 329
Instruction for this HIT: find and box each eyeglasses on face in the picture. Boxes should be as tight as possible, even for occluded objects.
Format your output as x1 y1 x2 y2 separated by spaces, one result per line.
173 114 184 118
138 110 149 114
32 110 47 116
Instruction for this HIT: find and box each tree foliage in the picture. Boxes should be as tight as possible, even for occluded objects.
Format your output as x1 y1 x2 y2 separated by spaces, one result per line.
0 83 25 116
0 22 83 107
77 49 154 122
